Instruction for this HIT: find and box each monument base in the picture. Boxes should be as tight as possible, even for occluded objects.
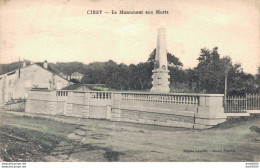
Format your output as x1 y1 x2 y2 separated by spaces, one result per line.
151 69 170 93
150 86 170 93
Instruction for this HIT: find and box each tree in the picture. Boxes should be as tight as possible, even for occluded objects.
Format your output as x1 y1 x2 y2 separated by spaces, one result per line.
195 47 225 93
135 62 153 90
194 47 257 94
228 65 256 95
197 47 219 64
256 67 260 85
148 49 183 67
255 67 260 93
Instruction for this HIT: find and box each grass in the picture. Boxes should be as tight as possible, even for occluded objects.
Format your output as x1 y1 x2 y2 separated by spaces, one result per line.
6 126 65 149
4 114 77 137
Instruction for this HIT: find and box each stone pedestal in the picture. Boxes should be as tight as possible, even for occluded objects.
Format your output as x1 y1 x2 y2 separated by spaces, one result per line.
151 69 170 93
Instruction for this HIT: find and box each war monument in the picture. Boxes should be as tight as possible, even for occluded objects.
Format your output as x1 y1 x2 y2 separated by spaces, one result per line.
150 27 170 93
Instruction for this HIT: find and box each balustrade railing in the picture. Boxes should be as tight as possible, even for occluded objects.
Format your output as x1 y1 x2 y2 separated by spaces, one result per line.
121 93 199 105
55 90 201 105
54 90 260 113
56 90 112 100
90 92 112 100
56 90 69 96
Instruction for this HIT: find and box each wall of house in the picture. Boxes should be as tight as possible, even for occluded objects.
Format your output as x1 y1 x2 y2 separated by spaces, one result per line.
25 90 227 129
0 64 69 107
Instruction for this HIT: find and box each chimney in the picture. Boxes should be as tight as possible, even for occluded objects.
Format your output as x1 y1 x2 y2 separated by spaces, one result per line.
23 61 26 67
43 60 48 69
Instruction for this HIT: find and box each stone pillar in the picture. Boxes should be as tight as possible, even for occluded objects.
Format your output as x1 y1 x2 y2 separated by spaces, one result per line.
194 94 227 129
106 93 113 120
151 27 170 93
84 92 90 118
111 93 122 121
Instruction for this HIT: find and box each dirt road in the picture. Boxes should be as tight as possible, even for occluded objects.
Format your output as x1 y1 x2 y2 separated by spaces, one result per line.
0 111 260 161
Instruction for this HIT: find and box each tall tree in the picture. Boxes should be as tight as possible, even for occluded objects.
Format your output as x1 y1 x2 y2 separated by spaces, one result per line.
135 62 153 90
148 48 183 67
195 47 225 93
255 67 260 93
194 47 257 94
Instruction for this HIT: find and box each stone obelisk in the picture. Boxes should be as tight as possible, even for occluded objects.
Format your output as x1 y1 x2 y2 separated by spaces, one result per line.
150 27 170 93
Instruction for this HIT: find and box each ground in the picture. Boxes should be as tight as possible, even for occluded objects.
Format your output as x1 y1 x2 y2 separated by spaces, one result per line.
0 111 260 162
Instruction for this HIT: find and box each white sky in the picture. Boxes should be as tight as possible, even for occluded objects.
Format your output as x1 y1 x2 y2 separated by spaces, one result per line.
0 0 259 74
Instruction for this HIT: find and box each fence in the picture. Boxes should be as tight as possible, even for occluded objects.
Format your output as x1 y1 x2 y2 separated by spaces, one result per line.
225 94 260 113
225 96 246 113
247 94 260 110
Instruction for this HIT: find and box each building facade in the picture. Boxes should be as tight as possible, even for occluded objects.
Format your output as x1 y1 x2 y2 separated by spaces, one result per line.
0 61 70 107
70 72 84 82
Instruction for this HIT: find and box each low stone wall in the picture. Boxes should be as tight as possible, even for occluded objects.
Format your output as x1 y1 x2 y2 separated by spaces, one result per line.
5 101 26 112
25 90 227 129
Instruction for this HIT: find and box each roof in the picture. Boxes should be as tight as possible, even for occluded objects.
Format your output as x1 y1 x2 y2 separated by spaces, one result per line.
71 72 83 76
35 63 70 81
0 62 69 82
35 62 57 74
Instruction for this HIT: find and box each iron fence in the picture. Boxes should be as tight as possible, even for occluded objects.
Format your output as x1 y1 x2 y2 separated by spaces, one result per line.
247 94 260 110
225 94 260 113
225 96 247 113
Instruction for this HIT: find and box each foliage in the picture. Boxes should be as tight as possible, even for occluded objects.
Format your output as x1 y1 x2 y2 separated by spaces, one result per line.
0 60 31 75
1 47 258 94
92 86 109 91
82 60 153 90
49 62 87 75
255 67 260 93
70 78 80 84
148 48 183 67
193 47 258 94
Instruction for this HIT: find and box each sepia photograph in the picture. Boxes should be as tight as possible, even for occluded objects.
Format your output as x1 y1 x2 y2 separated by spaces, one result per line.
0 0 259 167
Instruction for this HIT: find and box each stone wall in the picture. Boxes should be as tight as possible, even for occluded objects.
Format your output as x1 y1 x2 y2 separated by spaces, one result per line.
5 101 26 112
25 90 227 129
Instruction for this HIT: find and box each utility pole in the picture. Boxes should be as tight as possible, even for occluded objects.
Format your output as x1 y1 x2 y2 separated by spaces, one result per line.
224 64 230 106
224 72 227 103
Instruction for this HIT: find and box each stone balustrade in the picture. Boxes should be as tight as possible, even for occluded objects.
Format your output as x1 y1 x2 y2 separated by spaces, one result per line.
121 92 199 105
56 90 69 96
25 90 227 129
90 91 112 100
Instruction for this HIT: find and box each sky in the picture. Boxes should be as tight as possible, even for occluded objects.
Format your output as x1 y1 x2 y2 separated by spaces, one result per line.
0 0 259 74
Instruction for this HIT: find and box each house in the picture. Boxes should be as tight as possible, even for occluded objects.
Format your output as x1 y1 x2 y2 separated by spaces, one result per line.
0 60 70 107
70 72 84 82
59 72 67 79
